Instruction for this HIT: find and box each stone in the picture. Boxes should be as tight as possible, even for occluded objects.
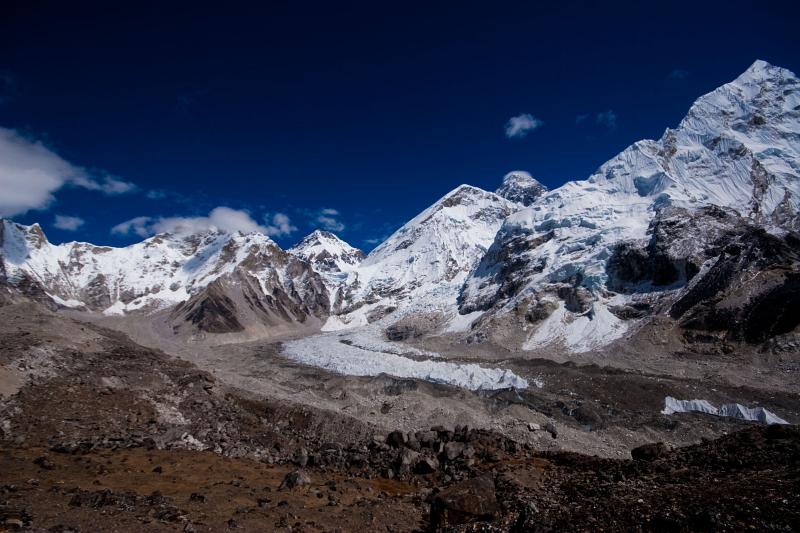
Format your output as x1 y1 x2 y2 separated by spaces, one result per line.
444 441 465 461
527 423 541 432
631 442 668 461
386 430 406 448
279 470 311 490
430 476 499 530
414 456 439 475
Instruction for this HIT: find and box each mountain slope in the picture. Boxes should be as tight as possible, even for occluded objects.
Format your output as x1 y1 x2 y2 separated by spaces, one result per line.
495 171 548 206
288 230 364 276
327 184 519 328
0 220 329 332
460 60 800 352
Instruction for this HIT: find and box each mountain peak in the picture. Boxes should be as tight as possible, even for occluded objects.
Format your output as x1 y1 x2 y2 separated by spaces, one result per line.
289 230 364 275
496 171 548 206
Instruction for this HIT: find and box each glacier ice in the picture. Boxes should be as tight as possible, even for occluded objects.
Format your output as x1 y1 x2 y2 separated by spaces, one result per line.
662 396 789 425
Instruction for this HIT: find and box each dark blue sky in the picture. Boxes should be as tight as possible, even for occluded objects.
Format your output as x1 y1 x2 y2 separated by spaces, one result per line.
1 1 798 250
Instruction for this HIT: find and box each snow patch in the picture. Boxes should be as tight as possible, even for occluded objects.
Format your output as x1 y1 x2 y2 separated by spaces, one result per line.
523 301 628 352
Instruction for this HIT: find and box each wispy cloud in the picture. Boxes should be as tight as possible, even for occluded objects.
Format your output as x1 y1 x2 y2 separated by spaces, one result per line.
53 214 85 231
263 212 298 236
110 216 152 238
111 207 277 238
504 113 543 139
314 208 345 232
669 68 689 80
70 174 137 195
0 127 137 217
575 113 590 124
595 110 617 129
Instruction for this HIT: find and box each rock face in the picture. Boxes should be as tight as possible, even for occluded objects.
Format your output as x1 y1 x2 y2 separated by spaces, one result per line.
0 220 330 333
495 171 548 206
2 60 799 353
289 230 364 275
459 60 800 352
327 184 519 327
429 476 499 530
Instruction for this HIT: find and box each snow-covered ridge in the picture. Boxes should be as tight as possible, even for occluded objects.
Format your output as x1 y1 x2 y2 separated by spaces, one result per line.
328 184 520 328
0 219 294 315
495 171 548 206
288 229 364 275
460 60 800 352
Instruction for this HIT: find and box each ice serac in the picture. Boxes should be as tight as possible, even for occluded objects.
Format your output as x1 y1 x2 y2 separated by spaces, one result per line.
0 219 329 331
328 184 518 329
495 171 548 206
460 60 800 352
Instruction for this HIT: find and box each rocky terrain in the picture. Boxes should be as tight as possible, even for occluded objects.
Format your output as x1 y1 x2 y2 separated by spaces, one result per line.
1 60 800 531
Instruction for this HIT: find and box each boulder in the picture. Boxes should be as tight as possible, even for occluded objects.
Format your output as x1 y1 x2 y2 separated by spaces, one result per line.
279 470 311 490
386 430 407 448
631 442 668 461
444 441 465 461
430 476 499 530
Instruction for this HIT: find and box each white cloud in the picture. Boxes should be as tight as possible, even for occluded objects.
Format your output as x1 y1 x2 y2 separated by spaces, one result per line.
70 174 137 195
53 214 85 231
0 126 137 217
596 110 617 129
110 216 154 238
504 113 543 139
311 207 345 232
316 216 345 232
263 212 298 237
111 207 297 239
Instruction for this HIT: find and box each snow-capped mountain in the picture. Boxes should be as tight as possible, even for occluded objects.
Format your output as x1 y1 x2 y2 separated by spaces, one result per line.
1 60 798 352
288 229 365 312
461 60 800 351
495 171 548 206
326 184 519 328
0 219 328 326
288 230 364 275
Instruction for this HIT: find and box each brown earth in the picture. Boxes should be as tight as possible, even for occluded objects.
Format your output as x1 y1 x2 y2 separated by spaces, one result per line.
1 301 799 531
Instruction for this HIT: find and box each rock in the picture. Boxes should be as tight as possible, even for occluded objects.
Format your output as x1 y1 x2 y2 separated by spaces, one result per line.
527 423 541 432
444 441 465 461
414 456 439 475
4 518 24 530
631 442 669 461
293 447 308 467
430 476 499 530
396 448 421 473
573 405 604 430
386 430 407 448
33 456 55 470
416 430 437 447
279 470 311 490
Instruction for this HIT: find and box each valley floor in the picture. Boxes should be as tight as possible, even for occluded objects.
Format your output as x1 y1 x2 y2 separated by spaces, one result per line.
1 302 799 531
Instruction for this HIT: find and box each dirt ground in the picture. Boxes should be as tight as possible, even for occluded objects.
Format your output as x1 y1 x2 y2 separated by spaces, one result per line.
1 301 799 531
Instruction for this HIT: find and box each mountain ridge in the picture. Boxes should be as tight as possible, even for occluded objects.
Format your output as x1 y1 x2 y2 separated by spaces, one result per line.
2 60 799 352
